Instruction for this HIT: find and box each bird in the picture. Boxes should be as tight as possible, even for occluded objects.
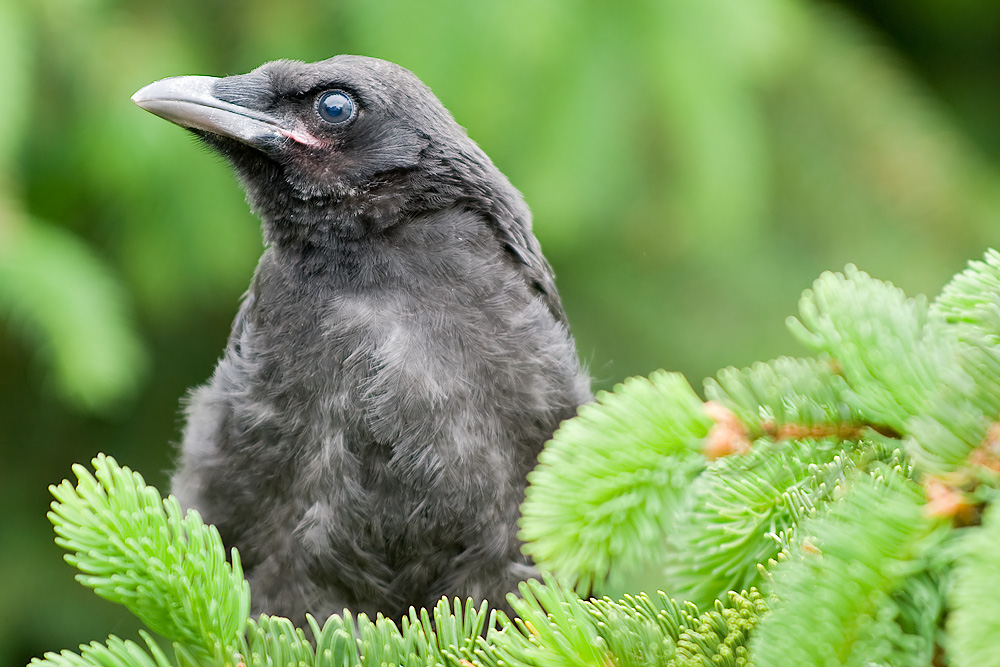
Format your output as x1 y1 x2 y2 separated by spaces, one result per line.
131 55 591 622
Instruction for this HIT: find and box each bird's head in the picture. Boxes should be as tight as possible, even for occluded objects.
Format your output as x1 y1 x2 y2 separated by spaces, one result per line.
132 56 522 241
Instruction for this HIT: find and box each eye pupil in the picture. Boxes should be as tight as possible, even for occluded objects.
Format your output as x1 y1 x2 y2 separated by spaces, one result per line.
318 91 355 124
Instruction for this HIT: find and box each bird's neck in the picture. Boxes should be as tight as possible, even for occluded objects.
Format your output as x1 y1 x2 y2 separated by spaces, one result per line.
246 155 531 287
255 182 401 248
255 201 512 298
259 220 383 289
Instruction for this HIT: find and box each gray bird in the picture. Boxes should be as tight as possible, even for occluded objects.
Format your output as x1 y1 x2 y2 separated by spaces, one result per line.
132 56 591 622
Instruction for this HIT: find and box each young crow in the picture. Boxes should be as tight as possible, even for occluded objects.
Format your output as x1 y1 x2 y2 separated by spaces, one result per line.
132 56 591 621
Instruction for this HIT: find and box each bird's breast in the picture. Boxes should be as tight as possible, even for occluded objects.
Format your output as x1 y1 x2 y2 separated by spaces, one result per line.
237 284 531 494
220 223 584 527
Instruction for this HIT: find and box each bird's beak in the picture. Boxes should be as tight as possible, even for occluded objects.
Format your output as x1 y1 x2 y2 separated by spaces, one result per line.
132 75 294 147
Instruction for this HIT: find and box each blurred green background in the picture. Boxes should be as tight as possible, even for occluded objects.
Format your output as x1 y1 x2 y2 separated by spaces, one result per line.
3 0 1000 662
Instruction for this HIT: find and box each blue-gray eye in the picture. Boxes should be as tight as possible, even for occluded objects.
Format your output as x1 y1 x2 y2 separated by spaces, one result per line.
317 91 355 124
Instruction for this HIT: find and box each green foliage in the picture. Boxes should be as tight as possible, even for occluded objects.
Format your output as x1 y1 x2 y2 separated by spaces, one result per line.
0 220 147 412
750 468 935 666
787 263 1000 476
933 249 1000 329
32 634 172 667
519 249 1000 662
519 371 711 592
788 265 955 434
704 357 861 432
17 0 1000 656
47 454 249 663
911 250 1000 474
33 455 767 667
947 501 1000 667
483 576 766 667
12 2 1000 655
303 598 491 667
661 437 860 608
0 0 146 414
7 0 1000 415
38 454 497 667
33 249 1000 665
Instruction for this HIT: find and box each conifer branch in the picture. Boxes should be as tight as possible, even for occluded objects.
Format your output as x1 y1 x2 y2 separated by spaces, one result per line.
31 249 1000 666
519 370 713 591
483 575 767 667
750 467 937 665
947 499 1000 667
662 437 866 608
705 357 862 434
46 454 250 665
32 633 174 667
909 250 1000 475
788 265 958 436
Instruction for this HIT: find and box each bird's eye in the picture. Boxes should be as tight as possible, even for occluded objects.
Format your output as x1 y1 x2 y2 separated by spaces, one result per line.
317 91 356 124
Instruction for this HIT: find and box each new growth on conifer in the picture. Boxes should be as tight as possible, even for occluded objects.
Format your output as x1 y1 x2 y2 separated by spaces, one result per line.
33 250 1000 667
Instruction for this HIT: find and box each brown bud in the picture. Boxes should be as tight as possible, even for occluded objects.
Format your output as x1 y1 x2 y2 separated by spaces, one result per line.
703 401 752 459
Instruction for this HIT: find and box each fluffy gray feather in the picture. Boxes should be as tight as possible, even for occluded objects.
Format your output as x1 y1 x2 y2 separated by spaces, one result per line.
133 55 591 622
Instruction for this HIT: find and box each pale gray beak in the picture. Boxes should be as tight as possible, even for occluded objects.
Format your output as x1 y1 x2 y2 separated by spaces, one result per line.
132 75 288 146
